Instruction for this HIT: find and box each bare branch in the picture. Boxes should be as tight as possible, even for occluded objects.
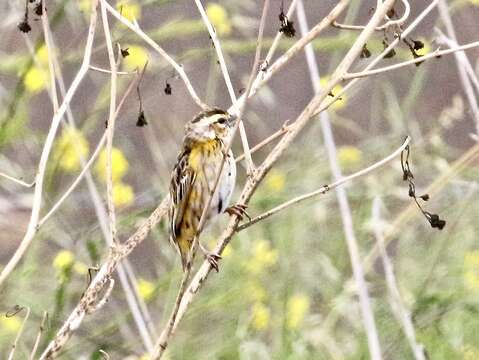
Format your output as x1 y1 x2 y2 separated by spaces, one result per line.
343 40 479 80
0 172 34 188
0 0 100 287
372 199 426 360
7 306 30 360
103 0 209 110
29 311 48 360
193 0 255 173
163 0 396 344
39 197 170 359
238 136 410 229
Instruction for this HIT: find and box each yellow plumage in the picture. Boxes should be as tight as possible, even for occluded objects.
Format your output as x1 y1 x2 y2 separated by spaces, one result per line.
169 109 237 271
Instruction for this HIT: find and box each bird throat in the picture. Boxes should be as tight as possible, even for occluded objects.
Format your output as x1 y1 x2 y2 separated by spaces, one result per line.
188 138 223 172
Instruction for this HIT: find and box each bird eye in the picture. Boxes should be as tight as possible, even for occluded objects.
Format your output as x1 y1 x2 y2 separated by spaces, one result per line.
217 118 227 124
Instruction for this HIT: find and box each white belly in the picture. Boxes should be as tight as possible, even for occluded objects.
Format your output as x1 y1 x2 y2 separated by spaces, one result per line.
209 149 236 217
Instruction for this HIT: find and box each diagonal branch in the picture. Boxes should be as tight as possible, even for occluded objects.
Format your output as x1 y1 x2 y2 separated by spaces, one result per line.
162 0 396 344
193 0 255 173
0 0 100 288
39 197 170 359
103 0 208 110
238 136 411 231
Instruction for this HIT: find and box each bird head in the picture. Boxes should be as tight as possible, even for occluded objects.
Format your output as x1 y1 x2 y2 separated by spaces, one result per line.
185 108 237 143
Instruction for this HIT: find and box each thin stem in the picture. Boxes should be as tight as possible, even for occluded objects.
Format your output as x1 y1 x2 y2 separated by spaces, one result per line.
437 0 479 135
103 0 208 110
167 0 396 344
296 2 382 358
193 0 255 173
343 40 479 80
29 311 48 360
7 307 31 360
372 198 426 360
0 172 34 187
314 0 441 116
0 1 99 287
239 137 410 231
100 0 119 245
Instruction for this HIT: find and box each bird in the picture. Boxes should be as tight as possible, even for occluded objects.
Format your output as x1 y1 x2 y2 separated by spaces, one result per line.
168 108 247 272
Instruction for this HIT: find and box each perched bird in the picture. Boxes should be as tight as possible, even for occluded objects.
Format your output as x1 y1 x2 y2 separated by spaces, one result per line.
169 108 246 272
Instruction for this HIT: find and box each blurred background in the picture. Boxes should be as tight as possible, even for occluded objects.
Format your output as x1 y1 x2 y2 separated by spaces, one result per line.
1 0 479 358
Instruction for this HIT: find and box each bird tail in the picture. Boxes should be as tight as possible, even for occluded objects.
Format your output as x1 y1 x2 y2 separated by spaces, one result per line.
171 235 191 272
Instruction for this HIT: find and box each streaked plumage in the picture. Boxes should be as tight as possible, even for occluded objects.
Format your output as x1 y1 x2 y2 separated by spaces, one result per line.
169 109 236 271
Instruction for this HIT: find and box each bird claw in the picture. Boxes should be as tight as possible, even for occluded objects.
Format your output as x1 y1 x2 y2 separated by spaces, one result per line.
225 203 251 221
204 252 222 272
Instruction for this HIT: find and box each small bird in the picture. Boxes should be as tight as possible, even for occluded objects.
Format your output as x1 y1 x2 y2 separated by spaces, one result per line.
169 108 246 272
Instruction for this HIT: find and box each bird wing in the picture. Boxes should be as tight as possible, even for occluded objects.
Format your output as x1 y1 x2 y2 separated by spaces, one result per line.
169 149 196 242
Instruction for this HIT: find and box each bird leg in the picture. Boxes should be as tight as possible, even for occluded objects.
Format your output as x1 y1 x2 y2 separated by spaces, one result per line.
199 243 222 272
224 203 251 221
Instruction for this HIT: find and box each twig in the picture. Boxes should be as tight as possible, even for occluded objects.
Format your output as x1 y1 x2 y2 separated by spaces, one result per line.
317 143 479 341
296 2 383 358
193 0 255 174
333 0 411 31
39 7 154 351
436 0 479 135
239 137 411 230
7 306 31 360
89 65 135 75
0 172 35 187
162 0 396 346
435 29 479 96
100 0 119 246
39 197 170 359
38 75 138 226
242 0 351 101
314 0 441 116
372 198 426 360
343 40 479 80
152 1 271 357
30 311 48 360
103 0 209 110
235 121 291 163
0 0 99 288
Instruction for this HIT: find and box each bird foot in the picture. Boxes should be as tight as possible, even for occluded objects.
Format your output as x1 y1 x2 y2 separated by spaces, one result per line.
199 244 222 272
204 251 222 272
224 203 251 221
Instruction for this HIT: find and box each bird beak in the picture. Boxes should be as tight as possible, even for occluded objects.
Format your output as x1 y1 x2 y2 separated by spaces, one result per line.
227 113 238 126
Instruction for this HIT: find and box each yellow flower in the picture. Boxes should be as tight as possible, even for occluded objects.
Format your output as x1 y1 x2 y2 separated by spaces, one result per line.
320 77 347 110
206 3 232 36
464 251 479 291
36 45 50 65
251 302 270 330
137 278 155 301
246 240 278 275
24 66 48 93
0 315 22 334
113 181 135 207
95 147 129 183
244 282 267 302
265 169 285 193
338 145 362 170
464 345 479 360
73 261 88 275
53 250 75 271
122 45 149 70
78 0 92 13
286 294 310 329
54 127 89 172
222 244 233 258
117 1 141 22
